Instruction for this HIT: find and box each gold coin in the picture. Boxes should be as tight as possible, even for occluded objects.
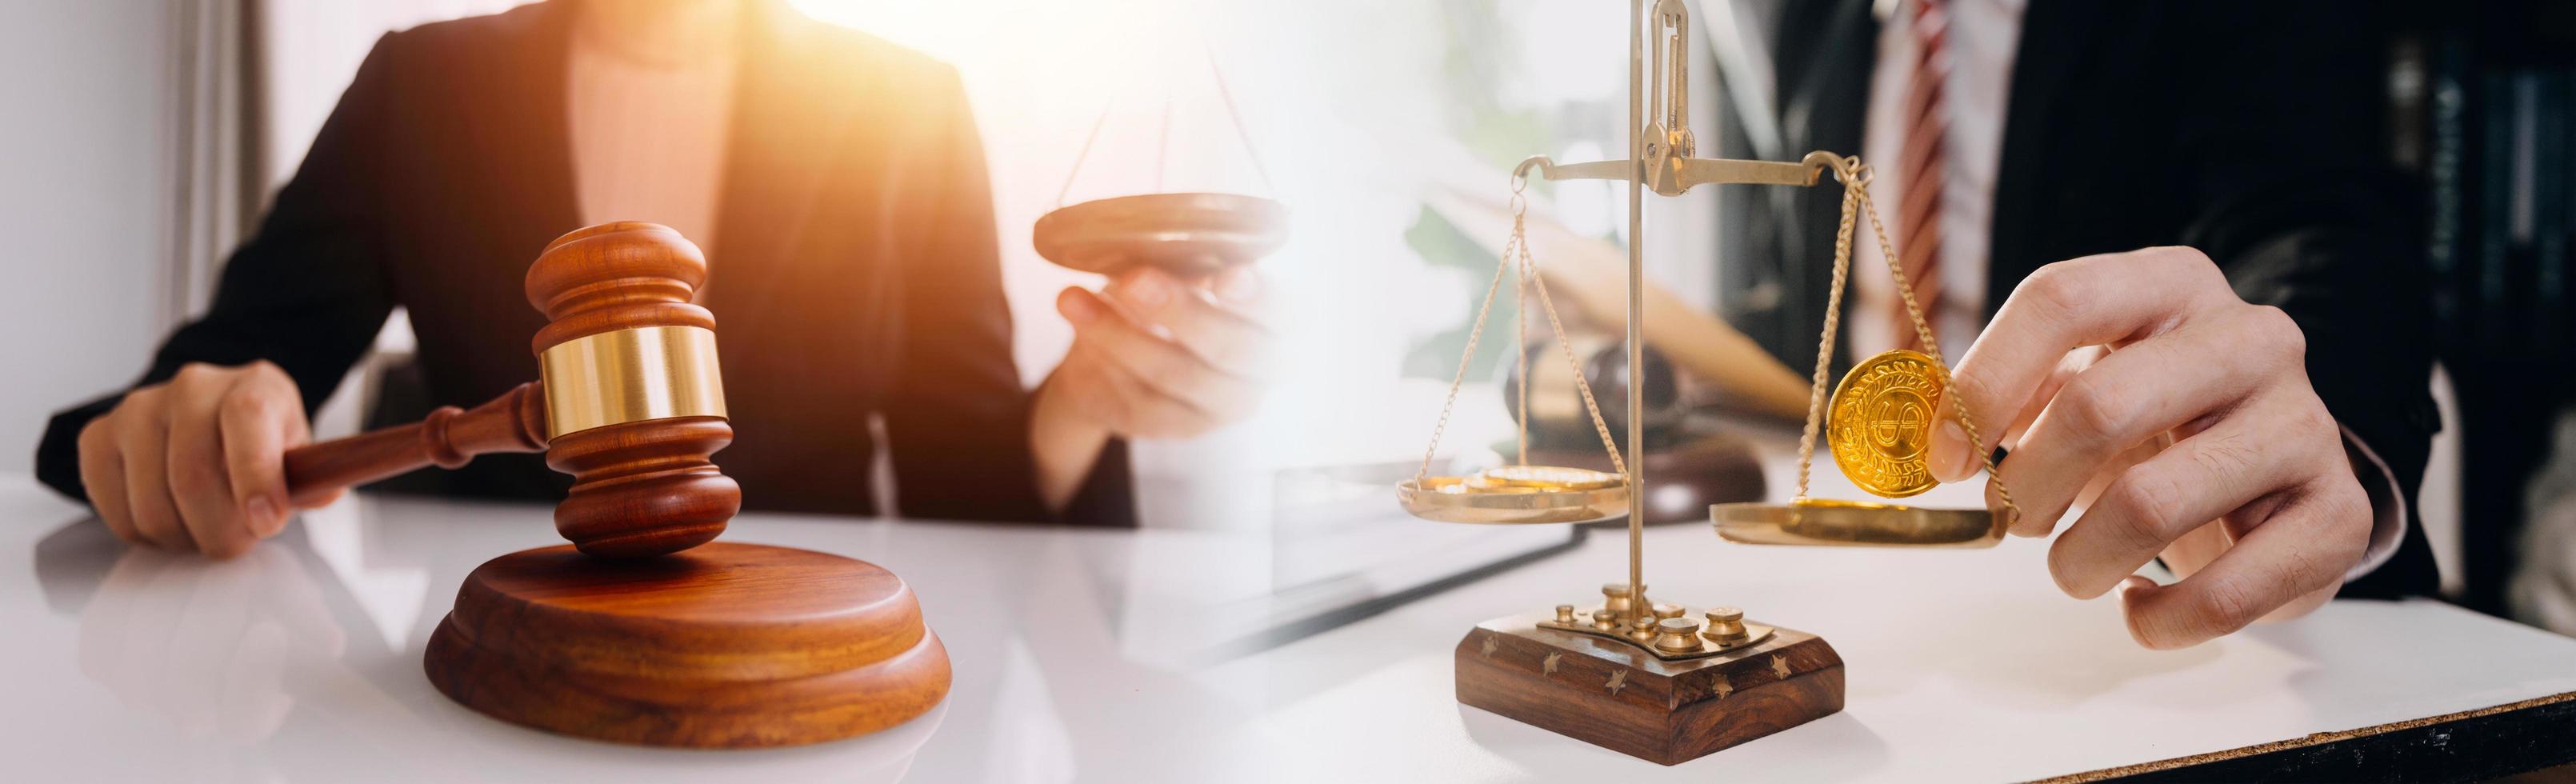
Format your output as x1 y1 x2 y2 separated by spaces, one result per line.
1826 349 1944 498
1419 476 1542 495
1474 465 1624 491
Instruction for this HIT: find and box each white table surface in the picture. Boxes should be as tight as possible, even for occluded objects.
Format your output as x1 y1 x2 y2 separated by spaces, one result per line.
4 458 2574 783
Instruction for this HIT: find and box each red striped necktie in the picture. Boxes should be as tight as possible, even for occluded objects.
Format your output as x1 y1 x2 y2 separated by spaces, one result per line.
1891 0 1950 352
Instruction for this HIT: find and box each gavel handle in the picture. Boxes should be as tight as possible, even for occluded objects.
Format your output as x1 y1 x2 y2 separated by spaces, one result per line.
281 382 550 506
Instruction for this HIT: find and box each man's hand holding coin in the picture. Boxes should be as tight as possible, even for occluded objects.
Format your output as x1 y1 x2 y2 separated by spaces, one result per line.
1927 246 2376 650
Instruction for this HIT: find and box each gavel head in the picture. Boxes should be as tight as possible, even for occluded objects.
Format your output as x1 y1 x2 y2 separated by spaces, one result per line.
525 222 739 558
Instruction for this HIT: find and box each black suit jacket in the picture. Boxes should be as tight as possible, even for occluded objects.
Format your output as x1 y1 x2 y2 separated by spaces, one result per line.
1714 0 2440 596
35 0 1133 524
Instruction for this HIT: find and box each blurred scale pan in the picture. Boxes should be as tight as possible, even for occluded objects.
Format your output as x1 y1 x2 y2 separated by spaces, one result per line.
1032 193 1289 276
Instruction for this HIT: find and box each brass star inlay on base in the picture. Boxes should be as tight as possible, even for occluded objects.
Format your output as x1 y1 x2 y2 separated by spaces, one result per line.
1711 677 1733 699
1481 636 1498 657
1606 669 1630 696
1770 654 1792 679
1542 652 1562 674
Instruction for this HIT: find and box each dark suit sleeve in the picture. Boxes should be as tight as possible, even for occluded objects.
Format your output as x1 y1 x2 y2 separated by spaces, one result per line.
2166 1 2440 597
878 67 1135 526
33 34 402 503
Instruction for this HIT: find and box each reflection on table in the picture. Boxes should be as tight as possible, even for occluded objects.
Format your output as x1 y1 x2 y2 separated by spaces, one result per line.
7 487 1278 782
10 456 2576 782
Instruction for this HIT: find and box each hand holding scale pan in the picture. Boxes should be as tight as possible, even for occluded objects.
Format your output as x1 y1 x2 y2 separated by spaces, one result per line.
1027 48 1287 460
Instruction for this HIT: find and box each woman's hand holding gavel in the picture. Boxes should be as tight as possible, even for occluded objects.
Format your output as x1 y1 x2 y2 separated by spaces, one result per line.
76 360 548 558
72 221 735 561
76 361 321 558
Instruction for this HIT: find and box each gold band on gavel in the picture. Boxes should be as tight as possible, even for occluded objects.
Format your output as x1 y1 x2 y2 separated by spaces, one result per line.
538 326 728 439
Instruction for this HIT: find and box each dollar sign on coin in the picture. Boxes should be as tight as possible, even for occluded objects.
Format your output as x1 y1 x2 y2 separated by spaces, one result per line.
1826 349 1944 498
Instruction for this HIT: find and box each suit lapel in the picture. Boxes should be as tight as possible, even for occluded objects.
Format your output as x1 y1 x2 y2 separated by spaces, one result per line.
1774 0 1876 157
484 1 581 267
1770 0 1878 371
704 1 866 309
430 0 578 379
1986 0 2100 315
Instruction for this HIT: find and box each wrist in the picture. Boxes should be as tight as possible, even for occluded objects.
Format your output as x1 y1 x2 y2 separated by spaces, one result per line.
1029 378 1113 514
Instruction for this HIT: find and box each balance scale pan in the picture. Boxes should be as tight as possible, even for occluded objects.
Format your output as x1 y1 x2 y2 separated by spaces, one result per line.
1033 193 1289 276
1398 476 1628 525
1710 499 2005 548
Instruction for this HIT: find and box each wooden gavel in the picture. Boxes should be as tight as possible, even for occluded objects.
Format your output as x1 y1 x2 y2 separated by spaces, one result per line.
279 222 740 558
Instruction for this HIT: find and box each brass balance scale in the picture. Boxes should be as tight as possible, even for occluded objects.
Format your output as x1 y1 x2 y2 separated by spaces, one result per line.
1398 0 2022 765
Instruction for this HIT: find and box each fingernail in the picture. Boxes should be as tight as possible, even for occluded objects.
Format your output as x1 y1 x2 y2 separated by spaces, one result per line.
1058 289 1098 324
1216 268 1262 302
1931 418 1974 482
246 495 282 536
1121 270 1173 309
2116 575 2155 600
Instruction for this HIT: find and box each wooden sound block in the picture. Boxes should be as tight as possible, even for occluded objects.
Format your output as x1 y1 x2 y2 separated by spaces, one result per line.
1456 612 1843 765
424 542 950 748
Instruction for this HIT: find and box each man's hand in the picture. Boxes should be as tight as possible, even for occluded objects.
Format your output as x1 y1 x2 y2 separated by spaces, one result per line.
1030 266 1270 510
75 361 332 558
1927 247 2373 649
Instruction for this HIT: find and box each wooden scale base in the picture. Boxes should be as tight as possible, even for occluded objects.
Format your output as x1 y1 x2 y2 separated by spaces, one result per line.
1456 612 1844 765
424 542 950 748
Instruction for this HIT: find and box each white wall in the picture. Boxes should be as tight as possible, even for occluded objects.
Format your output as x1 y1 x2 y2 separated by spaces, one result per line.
0 2 179 474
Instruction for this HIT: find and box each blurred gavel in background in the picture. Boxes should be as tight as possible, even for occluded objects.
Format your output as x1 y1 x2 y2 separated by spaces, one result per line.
278 222 739 558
